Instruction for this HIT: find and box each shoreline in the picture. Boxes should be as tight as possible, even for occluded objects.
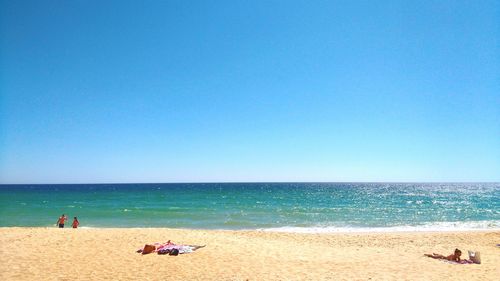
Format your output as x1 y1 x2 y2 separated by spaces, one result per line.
2 225 500 233
1 227 499 280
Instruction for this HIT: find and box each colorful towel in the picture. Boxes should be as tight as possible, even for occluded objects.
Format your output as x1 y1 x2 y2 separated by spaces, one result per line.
137 241 204 255
444 259 474 265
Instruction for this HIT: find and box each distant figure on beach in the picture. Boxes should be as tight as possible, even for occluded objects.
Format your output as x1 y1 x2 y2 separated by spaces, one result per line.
56 214 67 228
72 217 80 229
425 248 462 262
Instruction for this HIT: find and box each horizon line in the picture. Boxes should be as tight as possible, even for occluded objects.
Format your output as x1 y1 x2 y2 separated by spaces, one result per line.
1 181 499 185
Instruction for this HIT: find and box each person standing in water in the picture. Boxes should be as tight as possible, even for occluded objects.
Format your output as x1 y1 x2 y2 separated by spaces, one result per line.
72 217 79 229
56 214 67 228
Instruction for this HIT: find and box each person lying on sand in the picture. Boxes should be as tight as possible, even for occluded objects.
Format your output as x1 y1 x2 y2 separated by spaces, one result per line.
140 240 173 254
425 248 462 262
137 240 205 255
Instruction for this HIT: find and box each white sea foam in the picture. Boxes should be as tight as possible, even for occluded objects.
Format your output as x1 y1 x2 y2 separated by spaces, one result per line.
259 221 500 233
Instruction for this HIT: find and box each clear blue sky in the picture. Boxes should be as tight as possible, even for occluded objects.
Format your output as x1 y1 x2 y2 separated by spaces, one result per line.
1 0 499 183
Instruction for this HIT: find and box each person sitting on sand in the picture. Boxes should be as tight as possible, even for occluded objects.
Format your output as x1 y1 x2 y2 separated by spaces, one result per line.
56 214 67 228
72 217 79 229
425 248 462 262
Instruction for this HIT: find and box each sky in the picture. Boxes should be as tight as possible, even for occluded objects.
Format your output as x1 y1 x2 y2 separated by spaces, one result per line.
0 0 499 183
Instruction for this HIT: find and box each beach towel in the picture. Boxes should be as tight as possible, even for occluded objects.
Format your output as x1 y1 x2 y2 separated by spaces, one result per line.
156 244 198 254
137 241 204 255
444 259 474 265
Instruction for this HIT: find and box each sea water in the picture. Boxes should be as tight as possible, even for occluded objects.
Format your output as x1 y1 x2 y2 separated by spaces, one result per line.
0 183 498 232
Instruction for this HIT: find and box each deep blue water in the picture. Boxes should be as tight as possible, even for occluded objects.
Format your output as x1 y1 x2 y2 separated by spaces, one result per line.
0 183 498 232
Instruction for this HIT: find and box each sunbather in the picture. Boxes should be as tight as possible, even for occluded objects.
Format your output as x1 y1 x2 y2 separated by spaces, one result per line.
425 248 462 262
137 240 205 255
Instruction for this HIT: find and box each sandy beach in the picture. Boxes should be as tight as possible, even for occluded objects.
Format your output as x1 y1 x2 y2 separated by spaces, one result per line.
0 228 498 280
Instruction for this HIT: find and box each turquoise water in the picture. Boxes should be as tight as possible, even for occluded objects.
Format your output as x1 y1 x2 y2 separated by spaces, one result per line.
0 183 498 232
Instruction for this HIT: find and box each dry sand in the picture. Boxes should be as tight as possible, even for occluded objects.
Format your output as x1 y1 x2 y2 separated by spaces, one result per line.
0 228 499 280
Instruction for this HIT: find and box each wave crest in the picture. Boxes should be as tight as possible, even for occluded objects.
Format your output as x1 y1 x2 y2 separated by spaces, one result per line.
260 221 500 233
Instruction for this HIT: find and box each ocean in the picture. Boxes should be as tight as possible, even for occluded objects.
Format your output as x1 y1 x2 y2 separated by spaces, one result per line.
0 183 498 232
